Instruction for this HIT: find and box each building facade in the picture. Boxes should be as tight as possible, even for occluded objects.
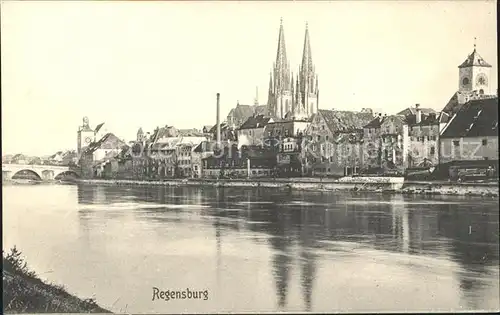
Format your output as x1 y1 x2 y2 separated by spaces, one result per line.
406 106 449 168
264 119 310 177
237 114 274 148
302 109 373 176
202 145 277 178
439 97 498 164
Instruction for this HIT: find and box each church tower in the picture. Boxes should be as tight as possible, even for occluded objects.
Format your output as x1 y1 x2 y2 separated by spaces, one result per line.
295 23 319 119
458 39 492 95
267 18 293 120
77 116 94 155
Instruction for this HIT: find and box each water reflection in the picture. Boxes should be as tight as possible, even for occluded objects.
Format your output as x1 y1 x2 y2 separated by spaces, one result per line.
69 184 500 312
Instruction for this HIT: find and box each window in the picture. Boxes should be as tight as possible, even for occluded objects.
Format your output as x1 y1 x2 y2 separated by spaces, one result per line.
322 125 325 130
430 146 435 155
317 136 321 141
482 139 488 146
453 140 460 146
326 136 329 141
327 168 331 172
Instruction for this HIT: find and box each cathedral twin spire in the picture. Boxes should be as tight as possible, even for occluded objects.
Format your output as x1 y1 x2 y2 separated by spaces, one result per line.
268 19 319 120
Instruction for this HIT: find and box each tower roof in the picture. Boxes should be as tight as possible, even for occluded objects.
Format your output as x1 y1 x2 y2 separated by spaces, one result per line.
272 18 291 93
301 23 313 75
275 18 288 68
458 48 492 68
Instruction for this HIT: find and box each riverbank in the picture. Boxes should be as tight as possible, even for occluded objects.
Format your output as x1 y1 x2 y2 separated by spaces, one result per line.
3 247 110 313
77 177 499 197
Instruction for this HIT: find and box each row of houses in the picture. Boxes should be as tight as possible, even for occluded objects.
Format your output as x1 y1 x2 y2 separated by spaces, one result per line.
198 96 498 178
78 94 497 181
2 151 78 166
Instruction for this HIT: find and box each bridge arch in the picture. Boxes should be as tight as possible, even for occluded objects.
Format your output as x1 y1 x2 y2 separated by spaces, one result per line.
54 170 80 180
11 169 42 181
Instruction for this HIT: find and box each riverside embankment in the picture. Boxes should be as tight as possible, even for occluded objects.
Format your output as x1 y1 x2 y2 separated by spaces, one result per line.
3 247 111 314
77 177 499 197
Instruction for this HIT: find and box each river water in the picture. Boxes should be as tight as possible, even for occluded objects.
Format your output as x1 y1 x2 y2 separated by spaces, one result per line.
3 183 499 313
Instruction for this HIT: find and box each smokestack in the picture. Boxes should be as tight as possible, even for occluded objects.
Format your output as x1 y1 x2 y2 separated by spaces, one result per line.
415 103 421 124
216 93 221 147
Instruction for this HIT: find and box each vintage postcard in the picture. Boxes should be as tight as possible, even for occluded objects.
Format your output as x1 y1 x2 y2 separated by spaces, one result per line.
2 0 499 314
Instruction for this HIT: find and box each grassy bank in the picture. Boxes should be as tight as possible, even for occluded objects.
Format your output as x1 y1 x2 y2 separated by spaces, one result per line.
3 246 110 313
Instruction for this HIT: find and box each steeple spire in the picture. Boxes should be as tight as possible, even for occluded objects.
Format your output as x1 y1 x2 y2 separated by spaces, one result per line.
274 18 290 93
301 22 313 76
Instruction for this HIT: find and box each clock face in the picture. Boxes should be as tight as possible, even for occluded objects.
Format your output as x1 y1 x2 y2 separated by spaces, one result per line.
476 74 487 86
85 137 92 144
462 77 470 86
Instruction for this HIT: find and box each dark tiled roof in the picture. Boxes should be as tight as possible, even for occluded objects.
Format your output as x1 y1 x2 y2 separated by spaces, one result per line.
264 120 308 138
442 91 471 115
193 141 217 153
226 104 269 127
405 112 449 126
458 49 492 68
239 114 272 130
177 128 204 136
397 107 436 117
318 109 374 133
440 97 498 138
209 122 231 134
364 116 384 129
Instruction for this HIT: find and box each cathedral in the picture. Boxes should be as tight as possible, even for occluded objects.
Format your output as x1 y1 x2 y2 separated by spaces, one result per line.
267 19 319 121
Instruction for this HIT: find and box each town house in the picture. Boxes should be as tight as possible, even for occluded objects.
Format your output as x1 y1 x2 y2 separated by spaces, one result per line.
405 105 449 168
439 97 498 165
237 114 274 148
302 109 373 176
264 119 310 177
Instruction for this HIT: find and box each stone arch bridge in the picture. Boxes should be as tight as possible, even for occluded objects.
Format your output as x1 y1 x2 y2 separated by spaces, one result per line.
2 164 80 181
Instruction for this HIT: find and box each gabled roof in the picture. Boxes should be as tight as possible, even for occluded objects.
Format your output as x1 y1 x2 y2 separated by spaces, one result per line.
209 122 232 134
239 114 272 130
226 104 268 125
319 109 374 133
404 111 449 126
397 107 436 117
440 97 498 138
177 129 204 137
85 133 128 153
458 49 492 68
442 91 473 115
193 141 217 153
364 116 384 129
442 91 496 115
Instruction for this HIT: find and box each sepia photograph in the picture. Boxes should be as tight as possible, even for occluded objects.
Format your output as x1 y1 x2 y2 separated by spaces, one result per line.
2 0 499 313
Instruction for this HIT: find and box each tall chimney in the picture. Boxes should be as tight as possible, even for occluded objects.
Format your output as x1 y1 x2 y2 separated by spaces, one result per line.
415 103 421 124
216 93 221 147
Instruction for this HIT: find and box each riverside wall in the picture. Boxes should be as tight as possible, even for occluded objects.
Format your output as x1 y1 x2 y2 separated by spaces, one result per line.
76 177 499 197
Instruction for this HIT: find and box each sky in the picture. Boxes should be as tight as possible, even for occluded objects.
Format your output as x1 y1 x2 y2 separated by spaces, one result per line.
1 1 497 156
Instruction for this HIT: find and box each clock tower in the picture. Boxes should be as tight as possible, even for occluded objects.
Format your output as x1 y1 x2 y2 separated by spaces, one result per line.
77 116 95 155
458 40 492 95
